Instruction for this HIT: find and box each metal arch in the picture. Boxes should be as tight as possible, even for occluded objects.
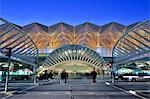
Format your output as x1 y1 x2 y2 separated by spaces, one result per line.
0 17 38 66
43 44 105 68
112 19 150 65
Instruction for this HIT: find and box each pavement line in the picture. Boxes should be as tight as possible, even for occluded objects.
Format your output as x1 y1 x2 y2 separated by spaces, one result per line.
105 82 110 85
1 84 39 99
1 94 13 99
136 90 150 92
129 90 136 95
87 91 94 95
17 85 38 93
69 84 74 99
105 82 147 99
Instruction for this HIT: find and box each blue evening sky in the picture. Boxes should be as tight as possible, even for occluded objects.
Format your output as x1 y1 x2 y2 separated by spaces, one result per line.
0 0 150 26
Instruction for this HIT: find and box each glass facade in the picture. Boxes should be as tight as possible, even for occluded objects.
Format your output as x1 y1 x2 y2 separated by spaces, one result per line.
21 22 128 57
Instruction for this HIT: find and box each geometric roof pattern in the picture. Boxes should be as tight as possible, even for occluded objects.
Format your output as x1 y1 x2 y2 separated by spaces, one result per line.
0 18 38 65
112 19 150 65
1 20 144 57
21 22 128 49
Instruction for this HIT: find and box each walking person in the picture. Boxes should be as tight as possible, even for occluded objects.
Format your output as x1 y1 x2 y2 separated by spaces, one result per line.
44 70 49 80
91 68 97 83
48 70 53 82
60 69 68 85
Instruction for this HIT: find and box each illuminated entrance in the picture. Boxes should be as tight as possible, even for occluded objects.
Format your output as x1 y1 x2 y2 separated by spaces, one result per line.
42 44 105 73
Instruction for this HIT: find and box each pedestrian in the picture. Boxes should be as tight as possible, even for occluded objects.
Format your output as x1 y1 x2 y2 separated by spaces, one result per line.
91 68 97 83
48 70 53 82
60 69 68 85
44 70 49 80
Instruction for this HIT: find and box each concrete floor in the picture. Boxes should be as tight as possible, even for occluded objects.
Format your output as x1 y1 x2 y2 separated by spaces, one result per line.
4 79 143 99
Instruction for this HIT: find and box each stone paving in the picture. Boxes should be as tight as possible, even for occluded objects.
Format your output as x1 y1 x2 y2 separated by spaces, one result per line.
113 81 150 98
2 79 142 99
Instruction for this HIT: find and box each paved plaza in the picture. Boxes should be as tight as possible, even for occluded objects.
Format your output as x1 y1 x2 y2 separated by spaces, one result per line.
1 79 149 99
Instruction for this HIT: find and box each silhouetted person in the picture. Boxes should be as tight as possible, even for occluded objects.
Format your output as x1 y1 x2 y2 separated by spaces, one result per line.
44 70 49 80
91 68 97 83
60 69 68 84
48 70 54 82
